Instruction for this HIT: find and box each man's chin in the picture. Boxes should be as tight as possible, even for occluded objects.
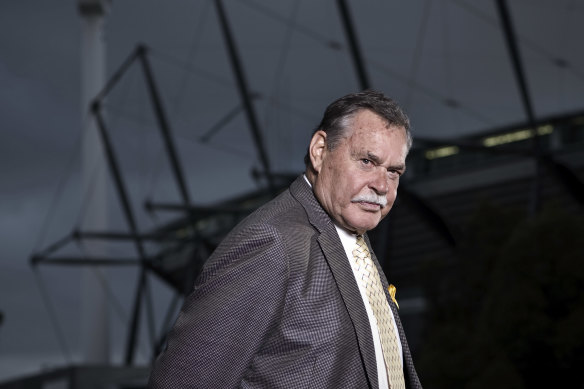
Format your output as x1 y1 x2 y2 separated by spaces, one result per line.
344 215 382 234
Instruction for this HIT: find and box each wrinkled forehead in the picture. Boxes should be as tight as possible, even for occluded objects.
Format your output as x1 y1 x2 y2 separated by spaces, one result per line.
345 113 406 139
343 109 406 134
345 125 410 161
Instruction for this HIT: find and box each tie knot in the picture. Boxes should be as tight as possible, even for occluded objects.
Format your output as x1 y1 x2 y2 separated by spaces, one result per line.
353 235 370 259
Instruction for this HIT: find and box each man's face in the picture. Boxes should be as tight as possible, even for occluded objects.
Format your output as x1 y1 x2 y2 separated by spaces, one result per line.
310 109 408 235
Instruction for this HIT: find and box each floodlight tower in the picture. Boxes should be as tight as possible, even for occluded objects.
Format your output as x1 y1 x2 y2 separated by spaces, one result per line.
78 0 111 364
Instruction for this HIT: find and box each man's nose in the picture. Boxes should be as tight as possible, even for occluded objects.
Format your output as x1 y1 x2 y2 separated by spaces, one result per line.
369 169 389 195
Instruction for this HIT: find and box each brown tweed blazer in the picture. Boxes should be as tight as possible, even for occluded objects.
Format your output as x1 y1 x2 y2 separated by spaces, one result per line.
148 176 422 388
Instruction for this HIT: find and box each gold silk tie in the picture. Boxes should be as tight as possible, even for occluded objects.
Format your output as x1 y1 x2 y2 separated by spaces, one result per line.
353 235 406 389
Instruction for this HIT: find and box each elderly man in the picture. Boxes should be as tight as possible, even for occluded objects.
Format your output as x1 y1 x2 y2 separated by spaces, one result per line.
149 90 422 388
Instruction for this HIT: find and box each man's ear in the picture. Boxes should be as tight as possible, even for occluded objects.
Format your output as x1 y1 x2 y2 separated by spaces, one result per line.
309 130 327 173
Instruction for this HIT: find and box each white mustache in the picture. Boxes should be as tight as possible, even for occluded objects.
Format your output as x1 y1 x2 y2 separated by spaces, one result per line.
351 193 388 208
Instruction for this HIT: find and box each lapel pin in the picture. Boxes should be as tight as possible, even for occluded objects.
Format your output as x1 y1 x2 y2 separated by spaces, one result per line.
388 284 399 309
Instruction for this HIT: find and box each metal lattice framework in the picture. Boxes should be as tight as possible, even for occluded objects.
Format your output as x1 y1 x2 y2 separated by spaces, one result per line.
30 0 583 367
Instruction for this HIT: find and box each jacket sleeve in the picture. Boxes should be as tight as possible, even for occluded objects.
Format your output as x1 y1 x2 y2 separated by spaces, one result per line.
148 223 289 388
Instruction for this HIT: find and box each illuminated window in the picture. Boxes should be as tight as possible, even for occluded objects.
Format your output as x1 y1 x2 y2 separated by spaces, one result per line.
425 146 459 160
482 125 554 147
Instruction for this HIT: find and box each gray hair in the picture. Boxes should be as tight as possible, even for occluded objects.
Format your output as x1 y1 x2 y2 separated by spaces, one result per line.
304 90 412 168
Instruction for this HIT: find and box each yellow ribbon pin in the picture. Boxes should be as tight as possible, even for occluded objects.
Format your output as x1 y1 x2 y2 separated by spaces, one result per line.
388 284 399 309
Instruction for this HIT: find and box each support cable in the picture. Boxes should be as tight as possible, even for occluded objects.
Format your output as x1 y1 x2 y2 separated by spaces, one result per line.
75 154 107 231
127 269 147 364
214 0 274 190
368 59 495 127
140 46 199 359
92 103 149 365
450 0 584 81
149 48 235 88
199 104 245 143
262 0 301 159
336 0 371 90
139 46 192 206
153 292 183 360
439 0 462 132
30 234 74 265
32 267 73 364
169 0 213 115
32 136 81 254
241 0 341 49
71 238 151 362
240 0 471 121
94 47 142 103
224 0 493 131
75 238 134 324
404 0 432 109
495 0 542 214
76 238 152 362
143 274 158 356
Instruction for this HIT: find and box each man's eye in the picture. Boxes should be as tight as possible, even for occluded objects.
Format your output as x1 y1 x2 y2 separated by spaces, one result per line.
361 159 371 165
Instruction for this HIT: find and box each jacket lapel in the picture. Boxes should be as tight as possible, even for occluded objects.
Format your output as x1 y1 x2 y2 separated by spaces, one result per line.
290 176 379 389
317 231 379 388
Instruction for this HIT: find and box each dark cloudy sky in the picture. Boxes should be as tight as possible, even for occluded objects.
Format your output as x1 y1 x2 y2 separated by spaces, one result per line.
1 0 583 381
